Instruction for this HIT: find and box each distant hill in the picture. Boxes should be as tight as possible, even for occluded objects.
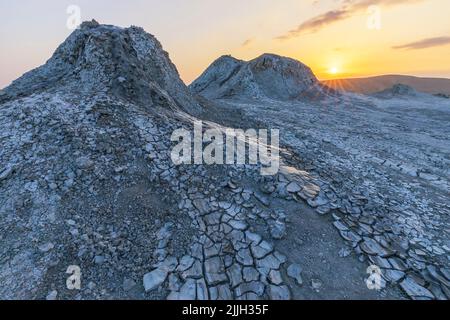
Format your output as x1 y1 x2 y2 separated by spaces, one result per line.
372 84 421 99
323 75 450 95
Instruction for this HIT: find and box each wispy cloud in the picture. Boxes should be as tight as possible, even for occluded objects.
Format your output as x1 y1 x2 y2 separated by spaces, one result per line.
393 36 450 50
276 0 425 40
241 38 254 47
346 0 422 11
276 10 350 40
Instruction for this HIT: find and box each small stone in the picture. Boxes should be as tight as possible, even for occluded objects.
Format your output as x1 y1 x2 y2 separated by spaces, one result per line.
388 257 408 271
177 255 195 272
311 279 322 291
316 205 331 215
432 246 445 255
286 182 301 193
256 254 283 270
339 230 362 244
228 180 238 189
178 279 197 300
25 181 38 192
268 269 283 285
268 285 291 300
261 184 275 194
269 220 286 240
239 292 260 300
166 291 180 300
218 201 232 209
75 156 94 169
64 179 74 188
156 222 174 239
204 212 221 226
229 230 245 245
426 265 449 287
236 248 254 266
400 276 434 300
210 284 233 300
312 195 329 207
226 204 240 217
204 244 221 259
360 238 391 257
193 198 211 214
190 242 203 259
223 255 234 268
114 166 127 173
245 231 262 244
287 264 303 285
39 242 54 253
94 255 105 264
429 283 447 300
227 264 243 287
274 251 287 264
253 192 270 206
143 268 168 292
251 241 273 259
156 256 178 272
229 220 248 231
440 268 450 281
0 166 14 181
168 274 182 291
123 278 136 291
196 278 209 300
384 269 405 283
204 257 227 285
338 247 351 258
182 259 203 279
235 281 265 297
46 290 58 300
69 228 79 237
243 267 260 282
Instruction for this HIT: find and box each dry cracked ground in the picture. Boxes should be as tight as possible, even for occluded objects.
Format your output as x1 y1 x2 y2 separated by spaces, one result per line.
0 22 449 300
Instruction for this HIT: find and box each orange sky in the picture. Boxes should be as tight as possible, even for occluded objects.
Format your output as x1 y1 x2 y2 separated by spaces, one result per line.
1 0 449 88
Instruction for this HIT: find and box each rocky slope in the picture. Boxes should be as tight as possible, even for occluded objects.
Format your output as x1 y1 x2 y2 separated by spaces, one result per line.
190 53 334 101
0 20 201 116
0 21 201 299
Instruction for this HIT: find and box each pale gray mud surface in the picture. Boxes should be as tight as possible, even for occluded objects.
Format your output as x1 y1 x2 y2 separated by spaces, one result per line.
197 91 450 300
0 22 448 300
197 99 406 300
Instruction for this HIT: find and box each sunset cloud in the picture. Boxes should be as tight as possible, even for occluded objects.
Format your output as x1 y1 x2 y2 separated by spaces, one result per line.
276 10 350 40
241 38 254 47
276 0 426 40
393 36 450 50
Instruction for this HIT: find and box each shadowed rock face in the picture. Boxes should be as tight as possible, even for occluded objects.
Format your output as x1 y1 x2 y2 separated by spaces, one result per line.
189 55 245 98
0 20 202 115
190 53 334 101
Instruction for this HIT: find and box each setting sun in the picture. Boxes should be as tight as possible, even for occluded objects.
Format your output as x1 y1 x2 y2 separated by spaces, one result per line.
329 67 339 75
